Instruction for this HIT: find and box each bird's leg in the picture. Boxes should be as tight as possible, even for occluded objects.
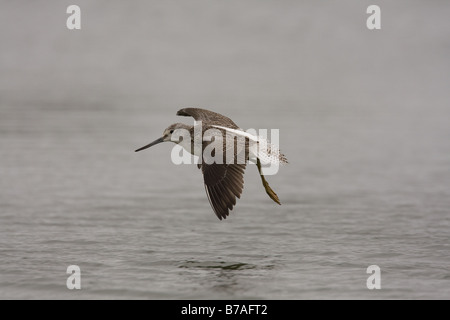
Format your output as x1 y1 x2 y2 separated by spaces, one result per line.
256 158 281 205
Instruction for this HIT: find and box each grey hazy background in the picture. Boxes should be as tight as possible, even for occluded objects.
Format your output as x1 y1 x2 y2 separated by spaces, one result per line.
0 1 449 299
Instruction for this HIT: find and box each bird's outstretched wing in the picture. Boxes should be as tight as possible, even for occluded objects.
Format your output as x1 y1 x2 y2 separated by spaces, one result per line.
176 108 240 129
200 162 246 220
178 107 246 219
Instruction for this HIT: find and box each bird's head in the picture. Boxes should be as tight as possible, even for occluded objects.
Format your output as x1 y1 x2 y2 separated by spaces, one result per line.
135 123 191 152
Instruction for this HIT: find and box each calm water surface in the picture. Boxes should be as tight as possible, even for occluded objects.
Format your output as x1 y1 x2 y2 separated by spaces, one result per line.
0 1 449 299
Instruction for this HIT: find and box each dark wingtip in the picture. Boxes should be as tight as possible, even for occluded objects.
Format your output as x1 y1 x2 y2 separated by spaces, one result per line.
272 193 282 205
176 108 188 116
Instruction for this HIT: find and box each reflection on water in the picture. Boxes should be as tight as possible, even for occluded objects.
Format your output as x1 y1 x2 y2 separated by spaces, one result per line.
177 260 275 298
179 260 261 270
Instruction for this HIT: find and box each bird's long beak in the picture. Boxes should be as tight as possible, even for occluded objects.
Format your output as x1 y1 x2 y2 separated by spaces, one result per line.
135 137 165 152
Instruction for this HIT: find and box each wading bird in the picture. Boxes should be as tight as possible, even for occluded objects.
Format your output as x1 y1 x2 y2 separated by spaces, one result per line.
135 108 287 220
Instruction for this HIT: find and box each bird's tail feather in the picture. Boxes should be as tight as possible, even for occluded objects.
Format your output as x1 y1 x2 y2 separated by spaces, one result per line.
256 158 281 205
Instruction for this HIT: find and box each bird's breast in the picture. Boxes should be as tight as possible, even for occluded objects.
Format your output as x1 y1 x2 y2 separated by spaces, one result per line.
177 137 202 157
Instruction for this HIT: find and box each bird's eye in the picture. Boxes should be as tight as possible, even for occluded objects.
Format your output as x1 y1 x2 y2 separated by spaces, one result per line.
169 130 174 134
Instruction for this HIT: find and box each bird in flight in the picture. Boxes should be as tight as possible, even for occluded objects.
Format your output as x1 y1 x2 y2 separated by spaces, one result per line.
135 108 288 220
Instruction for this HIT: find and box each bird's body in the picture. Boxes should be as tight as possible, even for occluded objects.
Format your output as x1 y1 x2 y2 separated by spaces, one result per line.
135 108 287 220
